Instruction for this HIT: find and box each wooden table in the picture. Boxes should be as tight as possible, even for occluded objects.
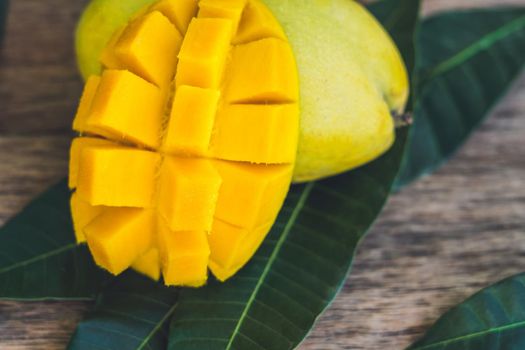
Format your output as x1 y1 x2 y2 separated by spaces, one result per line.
0 0 524 348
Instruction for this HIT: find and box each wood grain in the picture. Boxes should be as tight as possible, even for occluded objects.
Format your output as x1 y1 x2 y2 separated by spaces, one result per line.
0 0 524 349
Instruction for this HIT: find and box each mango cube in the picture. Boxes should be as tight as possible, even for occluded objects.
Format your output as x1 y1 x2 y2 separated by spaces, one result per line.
163 85 220 156
198 0 246 32
100 26 125 70
209 219 271 273
225 38 299 103
111 11 182 87
233 0 286 44
213 161 292 228
77 146 160 208
176 18 233 88
209 222 269 281
158 224 210 287
69 137 114 189
132 248 161 281
70 192 105 243
212 104 299 164
85 208 155 275
84 70 164 148
73 76 101 132
150 0 198 34
158 157 222 231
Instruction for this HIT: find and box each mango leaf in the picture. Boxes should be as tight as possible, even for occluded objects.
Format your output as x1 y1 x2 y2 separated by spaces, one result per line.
0 180 111 300
368 0 420 75
396 8 525 189
68 271 178 350
408 273 525 350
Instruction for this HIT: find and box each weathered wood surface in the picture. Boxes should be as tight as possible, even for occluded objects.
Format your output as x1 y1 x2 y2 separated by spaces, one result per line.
0 0 524 349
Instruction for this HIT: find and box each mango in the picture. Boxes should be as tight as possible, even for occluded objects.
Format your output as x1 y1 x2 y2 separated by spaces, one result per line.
76 0 409 182
70 0 299 286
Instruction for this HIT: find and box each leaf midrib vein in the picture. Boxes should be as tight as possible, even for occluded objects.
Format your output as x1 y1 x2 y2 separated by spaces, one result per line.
412 319 525 350
420 14 525 85
137 302 178 350
224 182 315 350
0 243 78 274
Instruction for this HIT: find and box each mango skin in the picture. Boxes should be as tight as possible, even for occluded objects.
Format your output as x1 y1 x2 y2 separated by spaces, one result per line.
76 0 409 183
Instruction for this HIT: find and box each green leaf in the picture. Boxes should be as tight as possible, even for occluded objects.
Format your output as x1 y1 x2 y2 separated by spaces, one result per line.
368 0 421 76
0 180 110 300
396 8 525 188
408 273 525 350
166 129 408 350
68 271 178 350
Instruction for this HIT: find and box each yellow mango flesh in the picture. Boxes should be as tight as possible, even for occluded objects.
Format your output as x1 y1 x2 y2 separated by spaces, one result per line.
70 192 104 243
79 69 165 148
211 104 299 164
70 0 299 286
132 248 161 281
162 85 220 156
224 38 299 103
233 0 285 44
158 224 210 287
176 18 233 89
158 157 222 232
198 0 246 30
209 219 272 281
149 0 198 34
212 161 292 229
68 137 113 189
76 146 161 208
103 11 183 87
84 208 155 275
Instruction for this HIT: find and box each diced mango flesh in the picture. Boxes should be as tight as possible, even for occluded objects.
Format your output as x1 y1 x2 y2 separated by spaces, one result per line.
224 38 299 103
198 0 246 31
73 76 101 132
74 69 165 148
213 161 293 228
158 223 210 287
233 0 286 44
212 104 299 164
69 137 114 189
163 85 220 156
132 248 161 281
109 11 183 87
70 0 299 286
76 146 160 208
85 208 155 275
176 18 233 88
208 219 272 280
70 192 104 243
149 0 198 34
158 157 222 232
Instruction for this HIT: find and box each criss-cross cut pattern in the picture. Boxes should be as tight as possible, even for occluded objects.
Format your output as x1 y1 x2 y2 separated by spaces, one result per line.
69 0 300 287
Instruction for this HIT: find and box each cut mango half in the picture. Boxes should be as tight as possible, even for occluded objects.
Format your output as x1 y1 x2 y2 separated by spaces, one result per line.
70 0 299 287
